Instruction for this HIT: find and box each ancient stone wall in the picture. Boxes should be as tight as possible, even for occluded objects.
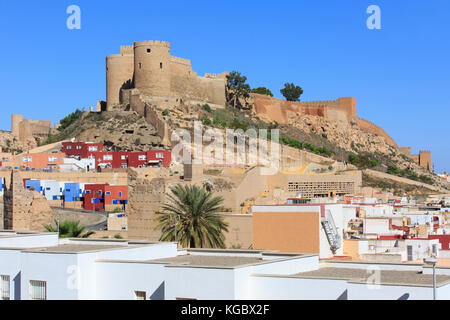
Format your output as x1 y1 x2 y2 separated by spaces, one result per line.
127 168 168 241
3 171 54 231
419 150 431 170
252 94 355 125
129 90 171 146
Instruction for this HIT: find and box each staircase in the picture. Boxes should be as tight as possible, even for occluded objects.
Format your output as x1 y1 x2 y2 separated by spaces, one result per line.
321 210 342 254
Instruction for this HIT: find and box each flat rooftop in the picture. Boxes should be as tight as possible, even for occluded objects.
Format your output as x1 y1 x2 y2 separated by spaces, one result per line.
150 254 264 268
292 267 450 287
22 244 130 254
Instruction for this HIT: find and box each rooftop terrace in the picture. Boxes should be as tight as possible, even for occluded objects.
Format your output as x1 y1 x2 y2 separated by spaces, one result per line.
292 267 450 287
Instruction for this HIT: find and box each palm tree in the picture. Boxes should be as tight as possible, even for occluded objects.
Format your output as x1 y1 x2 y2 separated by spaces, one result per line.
156 184 229 248
44 219 95 238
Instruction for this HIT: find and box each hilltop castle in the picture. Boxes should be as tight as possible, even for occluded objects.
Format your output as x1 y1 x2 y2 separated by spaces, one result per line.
106 41 227 110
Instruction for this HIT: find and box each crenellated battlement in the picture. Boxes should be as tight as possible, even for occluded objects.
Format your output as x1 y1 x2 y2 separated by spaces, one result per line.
301 99 339 107
120 45 134 55
170 56 191 66
134 40 170 48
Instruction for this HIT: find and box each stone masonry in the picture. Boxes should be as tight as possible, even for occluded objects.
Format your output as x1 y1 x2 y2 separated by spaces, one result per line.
3 171 54 231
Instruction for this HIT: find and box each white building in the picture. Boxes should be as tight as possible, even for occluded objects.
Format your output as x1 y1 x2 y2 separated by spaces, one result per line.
1 231 450 300
41 180 65 201
59 157 96 173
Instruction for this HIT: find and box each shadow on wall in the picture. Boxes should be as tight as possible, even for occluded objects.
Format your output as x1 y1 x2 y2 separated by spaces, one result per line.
119 80 134 106
150 281 165 300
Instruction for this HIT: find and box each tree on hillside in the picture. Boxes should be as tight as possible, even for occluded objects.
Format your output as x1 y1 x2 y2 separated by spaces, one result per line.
251 87 274 97
58 109 84 131
44 219 95 238
155 184 229 248
280 83 304 102
226 71 251 109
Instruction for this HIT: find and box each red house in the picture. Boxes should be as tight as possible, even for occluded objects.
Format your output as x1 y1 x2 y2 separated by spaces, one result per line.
62 142 104 159
84 184 106 211
90 151 128 169
127 152 148 168
147 150 171 168
104 185 128 211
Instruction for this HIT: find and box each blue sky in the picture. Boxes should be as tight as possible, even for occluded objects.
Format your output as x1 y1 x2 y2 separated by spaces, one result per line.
0 1 448 172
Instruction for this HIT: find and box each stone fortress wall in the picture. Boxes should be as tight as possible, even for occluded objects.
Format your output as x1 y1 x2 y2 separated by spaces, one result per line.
106 41 227 110
399 147 432 171
11 114 58 146
251 93 398 148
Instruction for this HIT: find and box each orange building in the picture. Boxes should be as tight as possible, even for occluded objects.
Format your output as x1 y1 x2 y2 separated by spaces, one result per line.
252 205 324 254
20 152 66 171
104 185 128 212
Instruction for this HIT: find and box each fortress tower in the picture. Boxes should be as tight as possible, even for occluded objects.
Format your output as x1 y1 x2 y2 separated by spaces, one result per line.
11 114 24 136
419 150 431 171
106 46 134 109
105 41 227 111
133 41 171 99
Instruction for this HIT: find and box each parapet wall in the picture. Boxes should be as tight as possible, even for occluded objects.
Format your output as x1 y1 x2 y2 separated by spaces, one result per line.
129 90 172 146
252 94 397 148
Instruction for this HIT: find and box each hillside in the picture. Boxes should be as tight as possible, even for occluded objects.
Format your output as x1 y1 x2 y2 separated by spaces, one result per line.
13 98 447 193
42 109 163 151
156 100 448 192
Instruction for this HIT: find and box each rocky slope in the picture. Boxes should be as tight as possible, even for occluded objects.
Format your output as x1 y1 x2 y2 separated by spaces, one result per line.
44 109 163 151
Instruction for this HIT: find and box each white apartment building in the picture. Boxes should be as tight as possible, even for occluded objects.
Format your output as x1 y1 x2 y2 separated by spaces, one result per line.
1 231 450 300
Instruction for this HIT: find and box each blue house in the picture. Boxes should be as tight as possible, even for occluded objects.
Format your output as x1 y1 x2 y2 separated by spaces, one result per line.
64 183 82 202
0 177 4 197
25 180 42 193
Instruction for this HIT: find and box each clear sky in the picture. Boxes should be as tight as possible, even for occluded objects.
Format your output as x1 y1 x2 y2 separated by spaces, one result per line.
0 1 448 172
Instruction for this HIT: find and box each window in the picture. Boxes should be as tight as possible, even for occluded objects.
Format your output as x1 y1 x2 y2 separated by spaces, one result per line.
67 145 72 150
160 62 163 69
432 244 437 254
85 190 91 194
156 153 164 159
135 291 146 300
1 275 10 300
48 156 57 162
139 62 142 69
121 155 126 160
76 146 82 150
23 156 32 162
88 146 98 152
147 49 151 53
103 155 113 161
99 190 102 195
29 280 47 300
138 155 147 161
119 192 122 197
105 192 111 195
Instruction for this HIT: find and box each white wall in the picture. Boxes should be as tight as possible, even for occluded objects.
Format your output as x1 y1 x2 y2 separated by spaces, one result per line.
346 282 437 300
0 249 23 300
95 261 166 300
249 276 349 300
20 252 79 300
164 266 236 300
0 233 58 248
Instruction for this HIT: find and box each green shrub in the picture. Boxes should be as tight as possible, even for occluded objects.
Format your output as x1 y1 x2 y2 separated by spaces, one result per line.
202 104 212 112
58 109 83 131
201 116 212 126
162 109 169 116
